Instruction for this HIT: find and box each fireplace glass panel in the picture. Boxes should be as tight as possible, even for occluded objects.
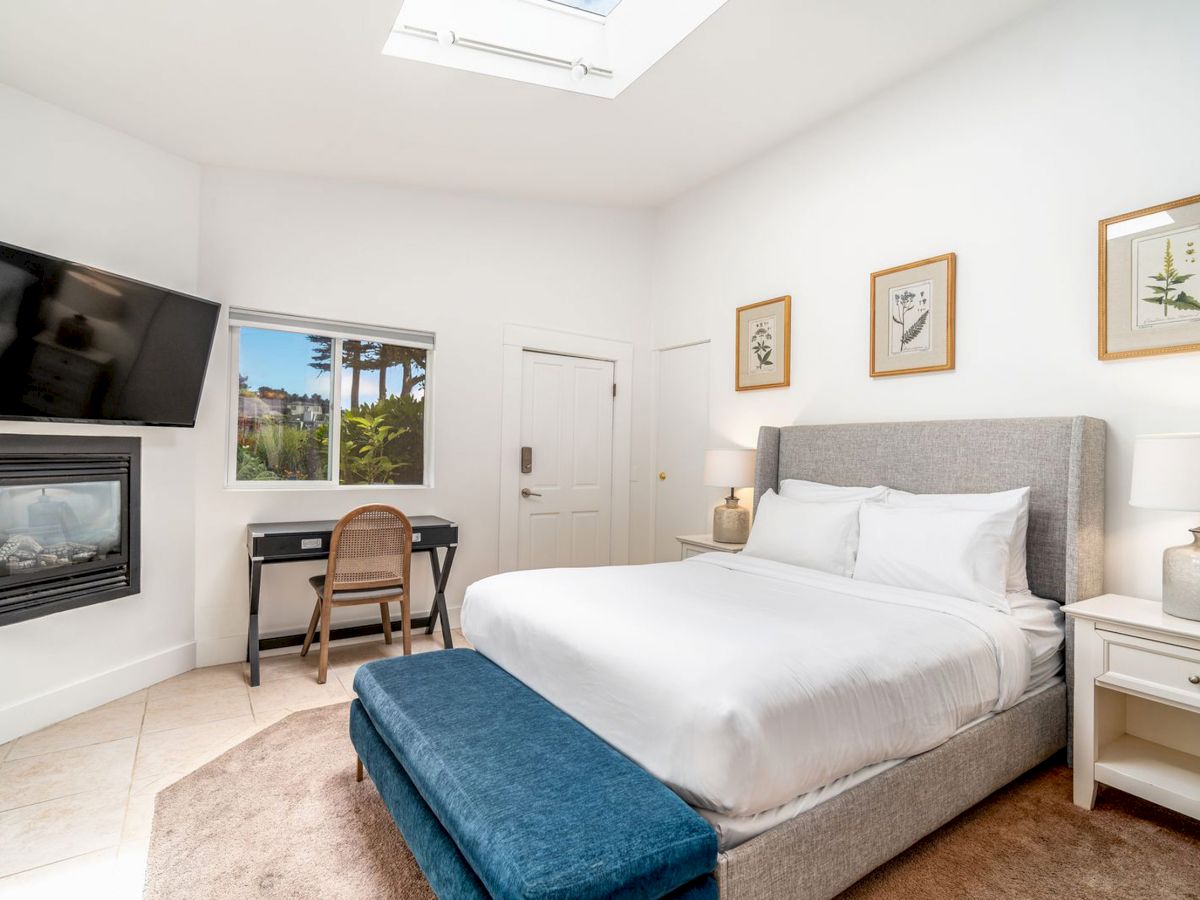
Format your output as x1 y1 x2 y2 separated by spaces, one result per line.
0 481 124 580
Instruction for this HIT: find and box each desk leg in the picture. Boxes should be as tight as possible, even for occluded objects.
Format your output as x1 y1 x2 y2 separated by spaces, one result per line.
425 550 442 636
424 546 456 649
247 557 263 688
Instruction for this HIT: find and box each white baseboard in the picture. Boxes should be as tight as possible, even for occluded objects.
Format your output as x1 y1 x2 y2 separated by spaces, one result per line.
0 641 195 745
195 606 463 668
195 634 248 668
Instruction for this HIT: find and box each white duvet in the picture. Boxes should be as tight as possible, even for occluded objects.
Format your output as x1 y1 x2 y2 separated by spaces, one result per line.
461 553 1034 827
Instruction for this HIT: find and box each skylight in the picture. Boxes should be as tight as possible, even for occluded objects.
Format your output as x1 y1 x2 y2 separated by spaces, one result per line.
383 0 727 99
546 0 622 16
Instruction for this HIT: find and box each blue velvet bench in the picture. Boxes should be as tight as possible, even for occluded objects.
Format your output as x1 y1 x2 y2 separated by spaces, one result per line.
350 649 718 899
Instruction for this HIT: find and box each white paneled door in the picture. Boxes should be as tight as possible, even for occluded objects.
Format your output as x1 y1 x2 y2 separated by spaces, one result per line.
654 342 710 561
518 351 615 570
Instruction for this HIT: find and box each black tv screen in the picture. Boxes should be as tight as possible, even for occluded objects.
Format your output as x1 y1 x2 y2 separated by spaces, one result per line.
0 241 219 427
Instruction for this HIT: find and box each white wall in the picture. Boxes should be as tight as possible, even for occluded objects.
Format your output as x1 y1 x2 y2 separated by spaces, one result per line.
651 0 1199 604
0 85 202 742
192 169 657 664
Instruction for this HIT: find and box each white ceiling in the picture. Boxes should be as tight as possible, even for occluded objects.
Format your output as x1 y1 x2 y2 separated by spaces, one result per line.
0 0 1050 207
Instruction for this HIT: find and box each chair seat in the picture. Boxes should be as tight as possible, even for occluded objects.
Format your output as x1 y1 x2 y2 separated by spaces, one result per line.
308 574 404 601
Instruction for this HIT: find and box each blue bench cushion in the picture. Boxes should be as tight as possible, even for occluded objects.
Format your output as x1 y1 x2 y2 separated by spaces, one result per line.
353 649 717 900
351 700 717 900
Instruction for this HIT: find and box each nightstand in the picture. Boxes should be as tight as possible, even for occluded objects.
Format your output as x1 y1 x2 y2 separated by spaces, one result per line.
1065 594 1200 820
676 533 744 561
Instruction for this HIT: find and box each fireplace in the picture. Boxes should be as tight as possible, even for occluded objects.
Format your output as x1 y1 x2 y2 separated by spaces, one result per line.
0 435 139 626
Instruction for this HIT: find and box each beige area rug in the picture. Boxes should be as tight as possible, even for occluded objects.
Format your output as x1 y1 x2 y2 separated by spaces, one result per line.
147 704 1200 899
145 702 433 900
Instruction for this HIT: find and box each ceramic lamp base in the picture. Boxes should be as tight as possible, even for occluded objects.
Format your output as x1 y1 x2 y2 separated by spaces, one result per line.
1163 527 1200 621
713 497 749 544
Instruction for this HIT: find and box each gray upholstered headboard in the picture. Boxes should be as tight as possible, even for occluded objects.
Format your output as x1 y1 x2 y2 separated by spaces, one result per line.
754 417 1106 606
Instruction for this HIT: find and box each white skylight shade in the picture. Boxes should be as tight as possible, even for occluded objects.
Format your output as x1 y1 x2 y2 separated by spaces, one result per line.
384 0 728 99
546 0 622 15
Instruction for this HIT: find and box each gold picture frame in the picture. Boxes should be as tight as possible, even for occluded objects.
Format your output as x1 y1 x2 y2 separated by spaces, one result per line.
870 253 956 378
1099 193 1200 361
736 296 790 391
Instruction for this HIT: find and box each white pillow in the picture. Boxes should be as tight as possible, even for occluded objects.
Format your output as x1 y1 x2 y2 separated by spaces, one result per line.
853 502 1013 611
885 487 1031 593
779 479 889 503
742 490 864 577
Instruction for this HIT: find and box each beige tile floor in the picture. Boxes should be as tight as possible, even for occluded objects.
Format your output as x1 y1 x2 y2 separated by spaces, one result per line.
0 630 466 898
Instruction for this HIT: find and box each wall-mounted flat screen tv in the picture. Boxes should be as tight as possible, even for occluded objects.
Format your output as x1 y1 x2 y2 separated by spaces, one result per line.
0 241 219 427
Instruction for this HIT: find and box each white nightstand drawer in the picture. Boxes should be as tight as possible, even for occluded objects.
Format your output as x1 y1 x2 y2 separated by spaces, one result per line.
1099 630 1200 710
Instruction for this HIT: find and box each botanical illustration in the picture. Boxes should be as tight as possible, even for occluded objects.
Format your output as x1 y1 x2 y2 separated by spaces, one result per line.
888 279 932 355
1134 227 1200 329
748 315 777 373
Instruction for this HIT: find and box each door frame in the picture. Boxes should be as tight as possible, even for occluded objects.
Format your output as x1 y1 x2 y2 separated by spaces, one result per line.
498 324 633 572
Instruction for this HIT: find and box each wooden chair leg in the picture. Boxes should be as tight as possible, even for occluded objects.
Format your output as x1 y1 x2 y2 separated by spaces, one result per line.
318 597 332 684
301 600 321 657
401 593 412 657
356 758 364 783
380 602 393 645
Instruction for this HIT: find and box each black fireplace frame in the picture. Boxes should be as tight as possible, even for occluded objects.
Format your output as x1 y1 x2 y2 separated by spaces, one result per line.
0 434 140 626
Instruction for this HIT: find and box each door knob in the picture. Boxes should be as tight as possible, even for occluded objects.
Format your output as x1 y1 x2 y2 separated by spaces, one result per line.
521 488 542 498
1190 675 1200 685
658 472 667 481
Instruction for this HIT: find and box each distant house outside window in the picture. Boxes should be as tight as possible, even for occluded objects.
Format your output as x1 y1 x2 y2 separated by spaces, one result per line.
229 312 433 488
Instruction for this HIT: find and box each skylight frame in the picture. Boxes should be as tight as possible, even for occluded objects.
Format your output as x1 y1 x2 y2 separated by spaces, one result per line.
543 0 622 18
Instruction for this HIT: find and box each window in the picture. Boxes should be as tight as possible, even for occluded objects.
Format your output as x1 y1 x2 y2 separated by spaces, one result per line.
229 310 433 487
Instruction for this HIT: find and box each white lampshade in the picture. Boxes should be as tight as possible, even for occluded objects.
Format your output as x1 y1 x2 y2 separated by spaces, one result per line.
1130 434 1200 511
703 448 756 489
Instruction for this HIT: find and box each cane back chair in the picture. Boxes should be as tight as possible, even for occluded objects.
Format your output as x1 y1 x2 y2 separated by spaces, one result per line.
301 504 413 684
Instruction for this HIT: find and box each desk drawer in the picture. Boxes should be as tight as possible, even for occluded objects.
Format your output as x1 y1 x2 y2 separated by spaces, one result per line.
252 524 458 560
255 532 330 559
411 523 458 547
1100 629 1200 708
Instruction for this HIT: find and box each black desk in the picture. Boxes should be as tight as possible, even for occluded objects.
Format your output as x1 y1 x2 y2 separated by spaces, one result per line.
245 516 458 687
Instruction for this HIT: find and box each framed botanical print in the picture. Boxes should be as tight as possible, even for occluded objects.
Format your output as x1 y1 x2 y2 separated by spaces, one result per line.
736 296 790 391
1099 193 1200 360
870 253 956 378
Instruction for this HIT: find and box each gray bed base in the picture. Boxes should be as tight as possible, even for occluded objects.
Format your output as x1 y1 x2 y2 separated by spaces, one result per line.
718 416 1105 900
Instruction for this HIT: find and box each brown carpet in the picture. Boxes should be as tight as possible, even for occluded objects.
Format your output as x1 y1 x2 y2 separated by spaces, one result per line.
147 703 1200 899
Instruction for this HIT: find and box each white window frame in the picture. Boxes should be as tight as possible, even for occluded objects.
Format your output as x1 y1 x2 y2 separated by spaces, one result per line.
225 308 435 490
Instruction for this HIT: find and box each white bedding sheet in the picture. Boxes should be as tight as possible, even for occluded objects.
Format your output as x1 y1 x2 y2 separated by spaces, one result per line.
699 676 1063 848
461 553 1042 823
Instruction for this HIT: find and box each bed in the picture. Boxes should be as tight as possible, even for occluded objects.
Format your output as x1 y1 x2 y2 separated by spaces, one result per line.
464 416 1105 899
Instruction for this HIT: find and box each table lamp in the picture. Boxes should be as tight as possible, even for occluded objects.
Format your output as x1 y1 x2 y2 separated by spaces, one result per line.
1130 433 1200 620
704 449 756 544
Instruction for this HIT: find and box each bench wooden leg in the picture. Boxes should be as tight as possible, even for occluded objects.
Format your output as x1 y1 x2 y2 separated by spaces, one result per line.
356 758 364 783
